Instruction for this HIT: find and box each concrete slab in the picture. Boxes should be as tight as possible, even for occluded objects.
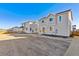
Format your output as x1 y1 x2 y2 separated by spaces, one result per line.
65 36 79 56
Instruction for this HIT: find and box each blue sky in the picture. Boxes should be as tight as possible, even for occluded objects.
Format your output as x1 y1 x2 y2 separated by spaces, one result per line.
0 3 79 29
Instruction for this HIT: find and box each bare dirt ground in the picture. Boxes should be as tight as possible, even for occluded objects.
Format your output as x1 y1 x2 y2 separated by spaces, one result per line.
0 33 72 56
0 34 25 40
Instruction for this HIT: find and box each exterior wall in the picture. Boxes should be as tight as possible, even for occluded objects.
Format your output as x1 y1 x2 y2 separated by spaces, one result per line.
23 21 38 33
22 10 72 37
23 22 30 33
38 17 48 34
12 28 19 32
18 28 23 33
39 14 56 35
30 23 38 33
55 11 72 36
68 11 73 34
55 12 68 36
46 14 56 35
38 10 72 37
10 27 22 33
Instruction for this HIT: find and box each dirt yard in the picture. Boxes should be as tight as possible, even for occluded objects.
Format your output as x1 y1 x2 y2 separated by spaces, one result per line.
0 33 72 56
0 34 25 41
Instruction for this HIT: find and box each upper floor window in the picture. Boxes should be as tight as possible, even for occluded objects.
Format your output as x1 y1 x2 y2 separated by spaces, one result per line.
42 20 44 23
50 18 53 22
58 16 62 22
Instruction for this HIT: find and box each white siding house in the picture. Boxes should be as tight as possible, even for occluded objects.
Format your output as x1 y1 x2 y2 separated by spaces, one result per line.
38 17 48 34
47 14 56 35
10 26 23 33
39 10 73 37
38 14 55 35
55 10 73 37
22 21 39 33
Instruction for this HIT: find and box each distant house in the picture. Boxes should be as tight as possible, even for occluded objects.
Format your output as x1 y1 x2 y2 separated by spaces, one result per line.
9 26 23 33
39 9 73 37
72 25 76 32
22 21 39 33
13 27 19 32
38 17 48 34
77 29 79 32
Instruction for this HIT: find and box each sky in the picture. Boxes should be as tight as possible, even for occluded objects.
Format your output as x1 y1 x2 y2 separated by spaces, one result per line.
0 3 79 29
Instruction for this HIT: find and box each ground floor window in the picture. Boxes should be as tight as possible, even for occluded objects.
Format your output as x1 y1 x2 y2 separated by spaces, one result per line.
26 28 28 30
40 30 41 32
50 26 53 31
42 27 45 33
30 28 32 31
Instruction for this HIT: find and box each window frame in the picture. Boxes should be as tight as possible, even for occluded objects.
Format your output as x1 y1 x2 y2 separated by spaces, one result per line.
49 17 53 22
50 26 53 31
58 15 62 23
42 20 44 23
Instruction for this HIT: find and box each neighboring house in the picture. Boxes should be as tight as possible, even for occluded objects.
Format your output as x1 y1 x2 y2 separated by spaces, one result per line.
39 9 73 37
55 9 73 37
76 29 79 32
22 21 39 33
38 14 55 35
18 26 23 33
38 17 48 34
10 27 19 33
9 26 23 33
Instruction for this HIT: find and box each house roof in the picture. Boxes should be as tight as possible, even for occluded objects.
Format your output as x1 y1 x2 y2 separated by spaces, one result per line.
22 9 73 24
39 17 47 21
22 21 38 25
56 9 73 20
47 14 54 18
56 9 71 14
39 14 54 21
